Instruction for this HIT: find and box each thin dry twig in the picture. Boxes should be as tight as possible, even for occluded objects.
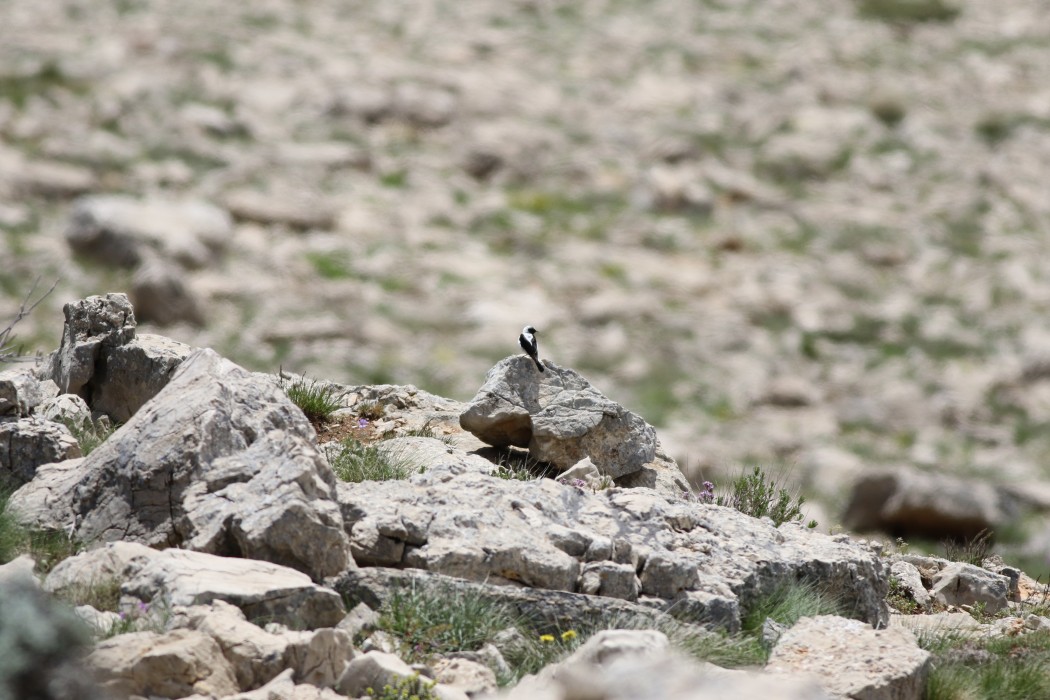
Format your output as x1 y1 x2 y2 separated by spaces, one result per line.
0 278 58 363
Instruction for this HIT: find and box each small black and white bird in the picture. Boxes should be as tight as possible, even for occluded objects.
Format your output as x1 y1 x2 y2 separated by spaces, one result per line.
519 325 544 372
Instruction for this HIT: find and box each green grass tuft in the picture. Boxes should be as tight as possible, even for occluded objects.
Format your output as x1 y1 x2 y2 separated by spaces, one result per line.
378 583 519 662
281 372 342 424
742 579 849 636
365 674 439 700
717 466 811 527
331 439 418 482
0 489 78 573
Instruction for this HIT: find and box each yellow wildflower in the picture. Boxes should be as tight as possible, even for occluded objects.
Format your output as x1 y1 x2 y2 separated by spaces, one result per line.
539 634 555 643
561 630 578 641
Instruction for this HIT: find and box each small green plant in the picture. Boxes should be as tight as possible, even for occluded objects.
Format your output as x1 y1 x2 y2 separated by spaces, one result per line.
54 577 123 611
856 0 960 24
64 417 118 456
0 489 77 573
716 466 810 527
924 630 1050 700
358 401 386 421
942 529 993 566
495 463 534 481
886 576 922 614
378 583 518 663
280 372 341 424
404 420 455 445
331 439 417 482
741 579 849 636
366 673 438 700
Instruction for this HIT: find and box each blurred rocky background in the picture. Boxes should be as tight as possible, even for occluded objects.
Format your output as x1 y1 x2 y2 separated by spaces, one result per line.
2 0 1050 574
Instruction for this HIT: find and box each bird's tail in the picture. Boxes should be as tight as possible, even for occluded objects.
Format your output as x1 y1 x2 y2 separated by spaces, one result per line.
534 357 545 372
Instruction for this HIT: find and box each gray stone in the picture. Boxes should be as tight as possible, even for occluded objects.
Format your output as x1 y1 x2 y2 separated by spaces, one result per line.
0 416 80 488
929 562 1010 614
25 348 351 580
0 555 38 587
48 293 136 397
578 561 639 601
170 600 292 690
503 649 831 700
431 658 497 696
612 444 690 497
224 189 337 230
46 543 346 631
130 256 206 326
337 473 889 631
843 467 1015 540
37 393 91 430
7 457 84 532
890 560 931 609
336 602 379 639
459 355 658 477
86 628 240 699
0 365 58 417
88 333 192 422
16 160 96 198
66 194 231 270
334 651 416 697
768 615 931 700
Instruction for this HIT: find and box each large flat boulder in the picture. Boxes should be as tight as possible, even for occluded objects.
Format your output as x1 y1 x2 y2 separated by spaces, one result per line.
87 629 239 699
14 348 351 580
337 472 889 631
45 544 346 629
843 467 1015 540
767 615 931 700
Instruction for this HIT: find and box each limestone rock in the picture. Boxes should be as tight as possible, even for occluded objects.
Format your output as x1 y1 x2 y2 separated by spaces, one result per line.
432 657 497 696
46 543 346 630
6 457 85 532
48 293 136 397
130 256 206 326
123 547 346 629
66 194 231 269
843 467 1015 540
37 393 91 430
0 416 80 488
767 615 931 700
334 651 416 697
23 348 351 580
0 554 37 587
336 473 891 633
88 333 193 422
86 629 239 699
336 602 380 639
284 628 357 688
890 560 930 609
929 562 1010 614
218 669 345 700
0 364 58 417
459 355 658 477
502 648 831 700
16 160 97 198
172 600 292 690
224 189 337 230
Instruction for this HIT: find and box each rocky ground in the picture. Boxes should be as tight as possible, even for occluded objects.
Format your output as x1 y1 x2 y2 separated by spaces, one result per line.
3 0 1050 571
3 295 1050 700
